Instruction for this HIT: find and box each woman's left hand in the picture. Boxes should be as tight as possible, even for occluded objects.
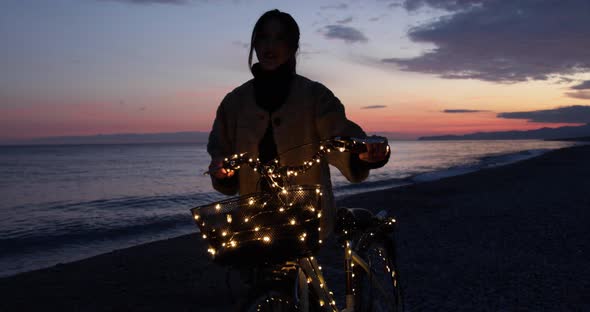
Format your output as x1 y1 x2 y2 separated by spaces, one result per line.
358 142 390 163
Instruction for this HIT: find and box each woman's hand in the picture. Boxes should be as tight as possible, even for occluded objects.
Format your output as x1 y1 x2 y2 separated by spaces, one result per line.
358 142 390 163
208 160 235 179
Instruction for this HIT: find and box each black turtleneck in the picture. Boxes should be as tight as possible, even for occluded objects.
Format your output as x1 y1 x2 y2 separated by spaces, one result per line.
252 63 294 165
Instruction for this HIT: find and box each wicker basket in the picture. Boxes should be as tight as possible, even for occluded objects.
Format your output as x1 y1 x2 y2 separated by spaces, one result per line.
190 185 324 266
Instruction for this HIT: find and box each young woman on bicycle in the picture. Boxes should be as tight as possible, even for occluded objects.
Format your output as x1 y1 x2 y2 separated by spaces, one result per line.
207 9 390 238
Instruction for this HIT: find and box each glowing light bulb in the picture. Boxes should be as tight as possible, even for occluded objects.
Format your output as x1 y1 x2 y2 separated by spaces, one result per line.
248 198 254 205
262 236 271 243
254 226 260 232
279 207 285 212
207 248 216 255
290 219 296 225
202 234 207 239
222 231 228 237
215 204 221 211
230 240 237 247
226 215 232 223
193 214 200 220
244 217 250 223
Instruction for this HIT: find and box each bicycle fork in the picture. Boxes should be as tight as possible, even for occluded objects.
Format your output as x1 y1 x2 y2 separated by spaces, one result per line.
296 256 338 312
344 240 355 312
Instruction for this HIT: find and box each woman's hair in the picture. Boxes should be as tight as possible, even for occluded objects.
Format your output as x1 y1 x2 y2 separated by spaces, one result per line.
248 9 300 74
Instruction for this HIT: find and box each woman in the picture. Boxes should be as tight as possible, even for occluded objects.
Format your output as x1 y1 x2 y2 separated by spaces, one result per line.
207 9 389 236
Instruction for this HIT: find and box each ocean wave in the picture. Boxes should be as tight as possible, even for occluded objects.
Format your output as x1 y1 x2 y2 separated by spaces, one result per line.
411 148 550 183
0 192 227 256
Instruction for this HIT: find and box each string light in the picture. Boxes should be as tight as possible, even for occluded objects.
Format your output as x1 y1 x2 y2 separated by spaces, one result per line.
190 138 396 312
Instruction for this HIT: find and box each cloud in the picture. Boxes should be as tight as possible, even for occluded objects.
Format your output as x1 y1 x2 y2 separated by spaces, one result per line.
323 25 368 44
565 91 590 100
443 109 486 113
383 0 590 83
361 105 387 109
401 0 487 11
101 0 189 4
320 3 348 10
388 2 403 9
571 80 590 90
336 17 353 24
497 105 590 124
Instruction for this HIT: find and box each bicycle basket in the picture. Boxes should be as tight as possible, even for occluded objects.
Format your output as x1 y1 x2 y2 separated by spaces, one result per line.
190 185 324 266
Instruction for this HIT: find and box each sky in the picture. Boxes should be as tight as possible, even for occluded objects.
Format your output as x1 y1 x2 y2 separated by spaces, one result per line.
1 0 590 140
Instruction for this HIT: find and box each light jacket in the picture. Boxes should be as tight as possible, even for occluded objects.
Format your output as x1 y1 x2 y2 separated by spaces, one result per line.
207 74 370 236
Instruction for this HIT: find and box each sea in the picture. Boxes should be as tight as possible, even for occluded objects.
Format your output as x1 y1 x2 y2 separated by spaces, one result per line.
0 140 577 277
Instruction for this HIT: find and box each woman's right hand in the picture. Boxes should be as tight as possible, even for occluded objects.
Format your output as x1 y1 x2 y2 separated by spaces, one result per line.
208 160 235 179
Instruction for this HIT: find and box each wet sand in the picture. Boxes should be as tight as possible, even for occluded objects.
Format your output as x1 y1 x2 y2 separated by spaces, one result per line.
1 145 589 311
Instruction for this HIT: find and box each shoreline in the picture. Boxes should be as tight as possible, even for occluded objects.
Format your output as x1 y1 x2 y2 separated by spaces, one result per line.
1 142 569 278
2 144 590 310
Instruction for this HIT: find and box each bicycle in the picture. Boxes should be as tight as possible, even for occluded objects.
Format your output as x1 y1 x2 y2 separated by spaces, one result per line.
190 136 403 311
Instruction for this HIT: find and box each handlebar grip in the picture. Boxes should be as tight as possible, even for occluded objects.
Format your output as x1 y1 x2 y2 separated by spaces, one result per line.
221 152 251 171
333 135 388 153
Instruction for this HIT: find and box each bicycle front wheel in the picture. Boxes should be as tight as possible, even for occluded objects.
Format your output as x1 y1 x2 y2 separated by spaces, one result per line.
353 236 403 312
240 288 297 312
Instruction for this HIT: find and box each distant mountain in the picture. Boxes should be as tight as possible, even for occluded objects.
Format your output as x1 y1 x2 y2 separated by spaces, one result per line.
1 131 210 145
419 124 590 141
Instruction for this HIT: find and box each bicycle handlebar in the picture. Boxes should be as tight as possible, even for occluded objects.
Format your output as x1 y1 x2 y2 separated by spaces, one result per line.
205 136 389 189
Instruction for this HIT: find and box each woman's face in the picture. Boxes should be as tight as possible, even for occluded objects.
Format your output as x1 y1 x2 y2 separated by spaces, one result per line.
254 18 292 71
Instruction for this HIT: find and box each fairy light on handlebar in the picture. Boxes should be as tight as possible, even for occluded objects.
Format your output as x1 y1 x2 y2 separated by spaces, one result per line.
216 136 388 192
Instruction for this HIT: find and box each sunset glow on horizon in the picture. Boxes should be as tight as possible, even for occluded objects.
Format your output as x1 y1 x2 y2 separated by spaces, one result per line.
2 0 590 141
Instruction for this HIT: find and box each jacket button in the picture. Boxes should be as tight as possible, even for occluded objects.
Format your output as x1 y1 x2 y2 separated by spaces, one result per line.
274 117 281 126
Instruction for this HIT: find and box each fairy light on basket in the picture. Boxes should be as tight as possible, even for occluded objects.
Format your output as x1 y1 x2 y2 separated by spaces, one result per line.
191 138 365 260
